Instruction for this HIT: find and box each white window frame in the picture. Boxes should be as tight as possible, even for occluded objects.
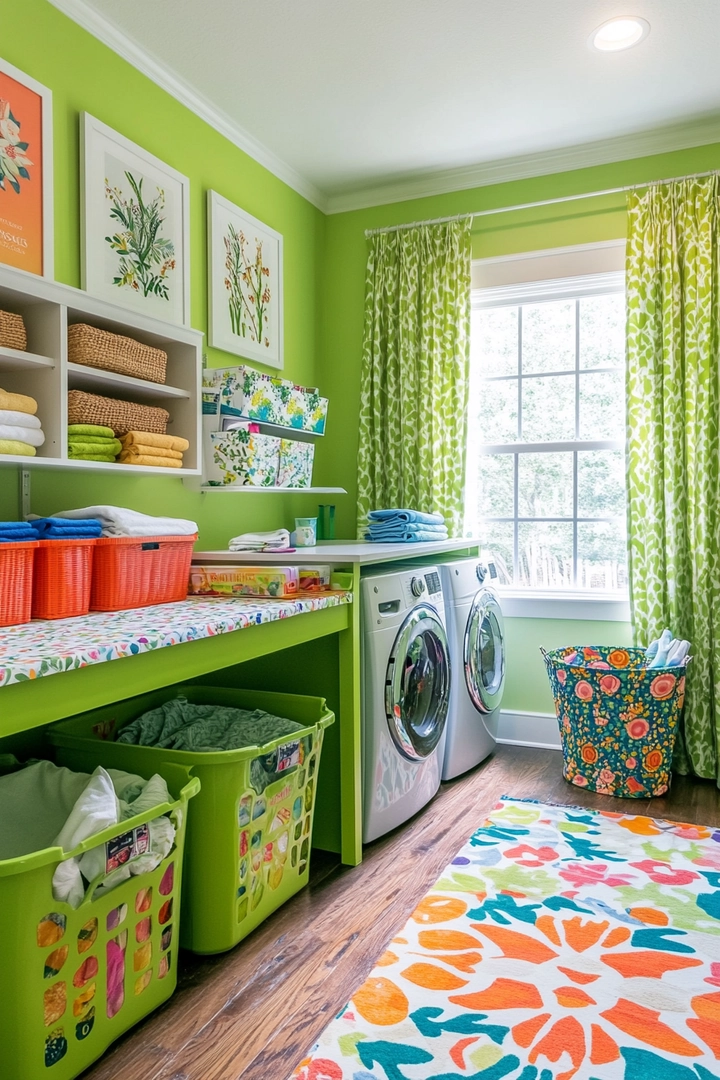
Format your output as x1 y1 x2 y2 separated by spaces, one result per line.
468 241 631 622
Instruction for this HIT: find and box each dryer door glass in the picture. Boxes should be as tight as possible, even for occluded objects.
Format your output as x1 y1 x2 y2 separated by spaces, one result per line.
385 604 450 761
464 589 506 715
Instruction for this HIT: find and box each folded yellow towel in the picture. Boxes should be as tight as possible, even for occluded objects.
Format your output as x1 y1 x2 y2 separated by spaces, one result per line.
120 443 183 462
0 439 37 457
0 388 38 415
121 430 189 453
118 452 182 469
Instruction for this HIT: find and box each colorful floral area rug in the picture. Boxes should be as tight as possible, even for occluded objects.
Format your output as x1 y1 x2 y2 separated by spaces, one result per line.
293 798 720 1080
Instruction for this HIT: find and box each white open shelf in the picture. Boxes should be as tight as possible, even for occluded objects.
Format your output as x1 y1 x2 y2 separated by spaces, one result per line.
198 485 346 494
0 264 203 474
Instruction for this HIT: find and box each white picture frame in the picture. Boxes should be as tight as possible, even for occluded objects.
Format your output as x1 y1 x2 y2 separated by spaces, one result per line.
80 113 190 326
207 189 284 369
0 56 53 279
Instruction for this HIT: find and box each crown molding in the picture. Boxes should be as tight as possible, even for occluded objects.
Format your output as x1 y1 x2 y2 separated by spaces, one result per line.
325 113 720 215
48 0 329 212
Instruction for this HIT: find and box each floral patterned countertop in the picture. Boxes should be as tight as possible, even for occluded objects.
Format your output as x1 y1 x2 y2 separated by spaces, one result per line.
0 592 352 689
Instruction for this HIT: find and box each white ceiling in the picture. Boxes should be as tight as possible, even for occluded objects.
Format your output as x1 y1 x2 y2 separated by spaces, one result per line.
55 0 720 211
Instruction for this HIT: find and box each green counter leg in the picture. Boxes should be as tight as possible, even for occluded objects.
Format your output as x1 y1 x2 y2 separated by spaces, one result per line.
338 563 362 865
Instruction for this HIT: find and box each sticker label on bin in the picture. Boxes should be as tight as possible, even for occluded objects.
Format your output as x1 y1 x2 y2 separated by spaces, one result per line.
276 740 300 773
106 824 150 874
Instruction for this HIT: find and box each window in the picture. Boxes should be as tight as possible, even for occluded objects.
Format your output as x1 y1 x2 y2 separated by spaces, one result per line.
465 268 627 594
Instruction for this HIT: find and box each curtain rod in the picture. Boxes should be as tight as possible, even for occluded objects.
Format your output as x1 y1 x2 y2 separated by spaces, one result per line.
364 169 720 237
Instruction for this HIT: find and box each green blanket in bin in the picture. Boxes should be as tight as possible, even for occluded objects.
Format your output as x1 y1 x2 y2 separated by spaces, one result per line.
117 696 305 792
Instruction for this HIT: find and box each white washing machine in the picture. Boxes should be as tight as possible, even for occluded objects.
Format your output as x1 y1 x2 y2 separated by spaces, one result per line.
439 558 505 781
361 565 451 844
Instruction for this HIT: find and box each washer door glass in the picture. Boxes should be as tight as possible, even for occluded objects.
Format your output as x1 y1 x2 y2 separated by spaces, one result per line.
385 604 450 761
464 589 505 714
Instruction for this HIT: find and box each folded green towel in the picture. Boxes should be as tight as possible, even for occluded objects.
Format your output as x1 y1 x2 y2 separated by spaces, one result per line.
68 439 121 456
0 439 36 457
67 424 115 439
68 434 118 446
68 452 117 462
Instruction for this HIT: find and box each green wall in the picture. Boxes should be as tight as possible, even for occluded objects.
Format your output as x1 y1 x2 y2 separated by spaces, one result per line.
1 0 338 548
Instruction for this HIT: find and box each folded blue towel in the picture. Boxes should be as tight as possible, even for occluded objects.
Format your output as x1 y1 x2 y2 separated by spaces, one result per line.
29 518 103 538
0 527 36 540
368 509 445 526
0 521 35 533
365 528 450 543
0 535 36 543
36 528 101 540
367 522 449 540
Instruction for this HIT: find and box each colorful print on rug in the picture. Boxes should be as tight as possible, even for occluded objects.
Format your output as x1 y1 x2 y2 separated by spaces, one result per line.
292 798 720 1080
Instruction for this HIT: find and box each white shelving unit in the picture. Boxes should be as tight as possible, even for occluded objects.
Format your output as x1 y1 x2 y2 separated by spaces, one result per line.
193 485 347 494
0 264 203 475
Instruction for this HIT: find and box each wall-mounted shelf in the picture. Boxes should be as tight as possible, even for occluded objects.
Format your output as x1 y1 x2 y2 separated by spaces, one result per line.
217 416 319 442
194 484 347 494
0 265 203 474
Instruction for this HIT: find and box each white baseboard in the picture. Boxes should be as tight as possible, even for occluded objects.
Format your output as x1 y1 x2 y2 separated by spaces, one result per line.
496 709 561 750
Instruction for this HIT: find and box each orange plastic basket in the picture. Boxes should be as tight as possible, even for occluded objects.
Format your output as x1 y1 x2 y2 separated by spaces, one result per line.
90 534 198 611
32 538 97 620
0 540 37 627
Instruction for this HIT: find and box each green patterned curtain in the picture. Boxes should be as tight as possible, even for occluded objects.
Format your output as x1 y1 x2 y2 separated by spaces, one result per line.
356 217 472 538
626 177 720 778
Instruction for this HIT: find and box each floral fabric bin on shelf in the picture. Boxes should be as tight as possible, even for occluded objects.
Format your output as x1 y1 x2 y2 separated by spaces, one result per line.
207 430 280 487
542 645 686 798
205 365 328 434
277 439 315 488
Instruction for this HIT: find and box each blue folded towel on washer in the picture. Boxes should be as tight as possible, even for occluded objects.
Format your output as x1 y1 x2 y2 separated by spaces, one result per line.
368 509 445 527
28 517 103 539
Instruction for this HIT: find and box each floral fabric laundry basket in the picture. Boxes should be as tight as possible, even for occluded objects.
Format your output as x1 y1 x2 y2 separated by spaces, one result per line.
542 645 687 798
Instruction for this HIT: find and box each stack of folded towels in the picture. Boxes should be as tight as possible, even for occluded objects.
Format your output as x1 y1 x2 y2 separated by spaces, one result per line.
67 424 121 463
0 388 45 458
365 509 449 543
48 505 198 538
119 431 189 469
229 529 292 552
0 521 37 543
28 517 103 540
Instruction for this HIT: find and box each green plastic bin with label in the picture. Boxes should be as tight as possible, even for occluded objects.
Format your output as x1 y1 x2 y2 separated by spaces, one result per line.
0 763 199 1080
50 687 335 955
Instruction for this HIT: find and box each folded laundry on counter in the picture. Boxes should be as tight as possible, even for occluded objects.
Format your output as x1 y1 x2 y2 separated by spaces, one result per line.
228 528 292 552
0 521 37 542
367 521 448 537
50 505 198 538
0 423 45 447
0 409 42 429
365 527 450 543
29 517 103 539
0 759 174 908
0 387 37 415
645 628 691 668
368 509 446 527
117 452 182 469
0 439 36 457
122 430 190 454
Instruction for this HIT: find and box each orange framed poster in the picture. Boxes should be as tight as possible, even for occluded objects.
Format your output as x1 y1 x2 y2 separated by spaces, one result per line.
0 57 53 278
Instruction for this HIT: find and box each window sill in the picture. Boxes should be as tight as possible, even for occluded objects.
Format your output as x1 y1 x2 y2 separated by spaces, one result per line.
496 589 631 622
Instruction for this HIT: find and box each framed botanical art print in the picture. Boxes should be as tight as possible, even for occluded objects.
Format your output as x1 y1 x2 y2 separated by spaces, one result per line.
208 190 283 369
0 57 53 278
81 113 190 326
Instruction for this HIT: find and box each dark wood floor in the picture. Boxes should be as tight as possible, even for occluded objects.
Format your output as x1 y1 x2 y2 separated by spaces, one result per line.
81 746 720 1080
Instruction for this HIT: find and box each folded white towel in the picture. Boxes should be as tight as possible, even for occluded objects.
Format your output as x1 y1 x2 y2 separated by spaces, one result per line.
0 423 45 447
50 505 198 538
229 528 291 551
0 409 42 429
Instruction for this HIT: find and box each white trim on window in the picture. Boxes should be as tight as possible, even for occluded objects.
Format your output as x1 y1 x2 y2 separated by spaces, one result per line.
471 239 625 290
472 270 625 309
497 589 631 622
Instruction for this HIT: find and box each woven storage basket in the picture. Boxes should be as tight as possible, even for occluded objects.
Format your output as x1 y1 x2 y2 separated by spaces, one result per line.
0 309 27 351
67 390 169 437
68 323 168 384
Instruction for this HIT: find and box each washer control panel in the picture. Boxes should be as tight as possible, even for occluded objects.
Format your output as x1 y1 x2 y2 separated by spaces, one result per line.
411 575 426 597
424 571 442 597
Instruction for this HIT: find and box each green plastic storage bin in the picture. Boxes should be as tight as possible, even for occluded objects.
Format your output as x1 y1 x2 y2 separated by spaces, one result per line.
0 763 199 1080
50 687 335 954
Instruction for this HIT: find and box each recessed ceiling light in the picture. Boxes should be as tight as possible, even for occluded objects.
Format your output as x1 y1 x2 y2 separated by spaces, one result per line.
590 16 650 52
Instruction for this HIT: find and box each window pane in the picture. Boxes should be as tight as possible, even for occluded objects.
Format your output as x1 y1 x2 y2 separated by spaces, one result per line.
578 371 624 440
578 450 625 517
480 521 514 584
518 453 573 517
577 521 628 591
521 374 575 442
472 306 518 377
579 294 625 369
521 300 575 373
518 521 573 588
478 378 518 442
477 454 514 518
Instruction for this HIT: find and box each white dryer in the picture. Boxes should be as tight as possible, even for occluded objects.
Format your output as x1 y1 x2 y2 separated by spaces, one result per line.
439 558 505 781
361 565 451 844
